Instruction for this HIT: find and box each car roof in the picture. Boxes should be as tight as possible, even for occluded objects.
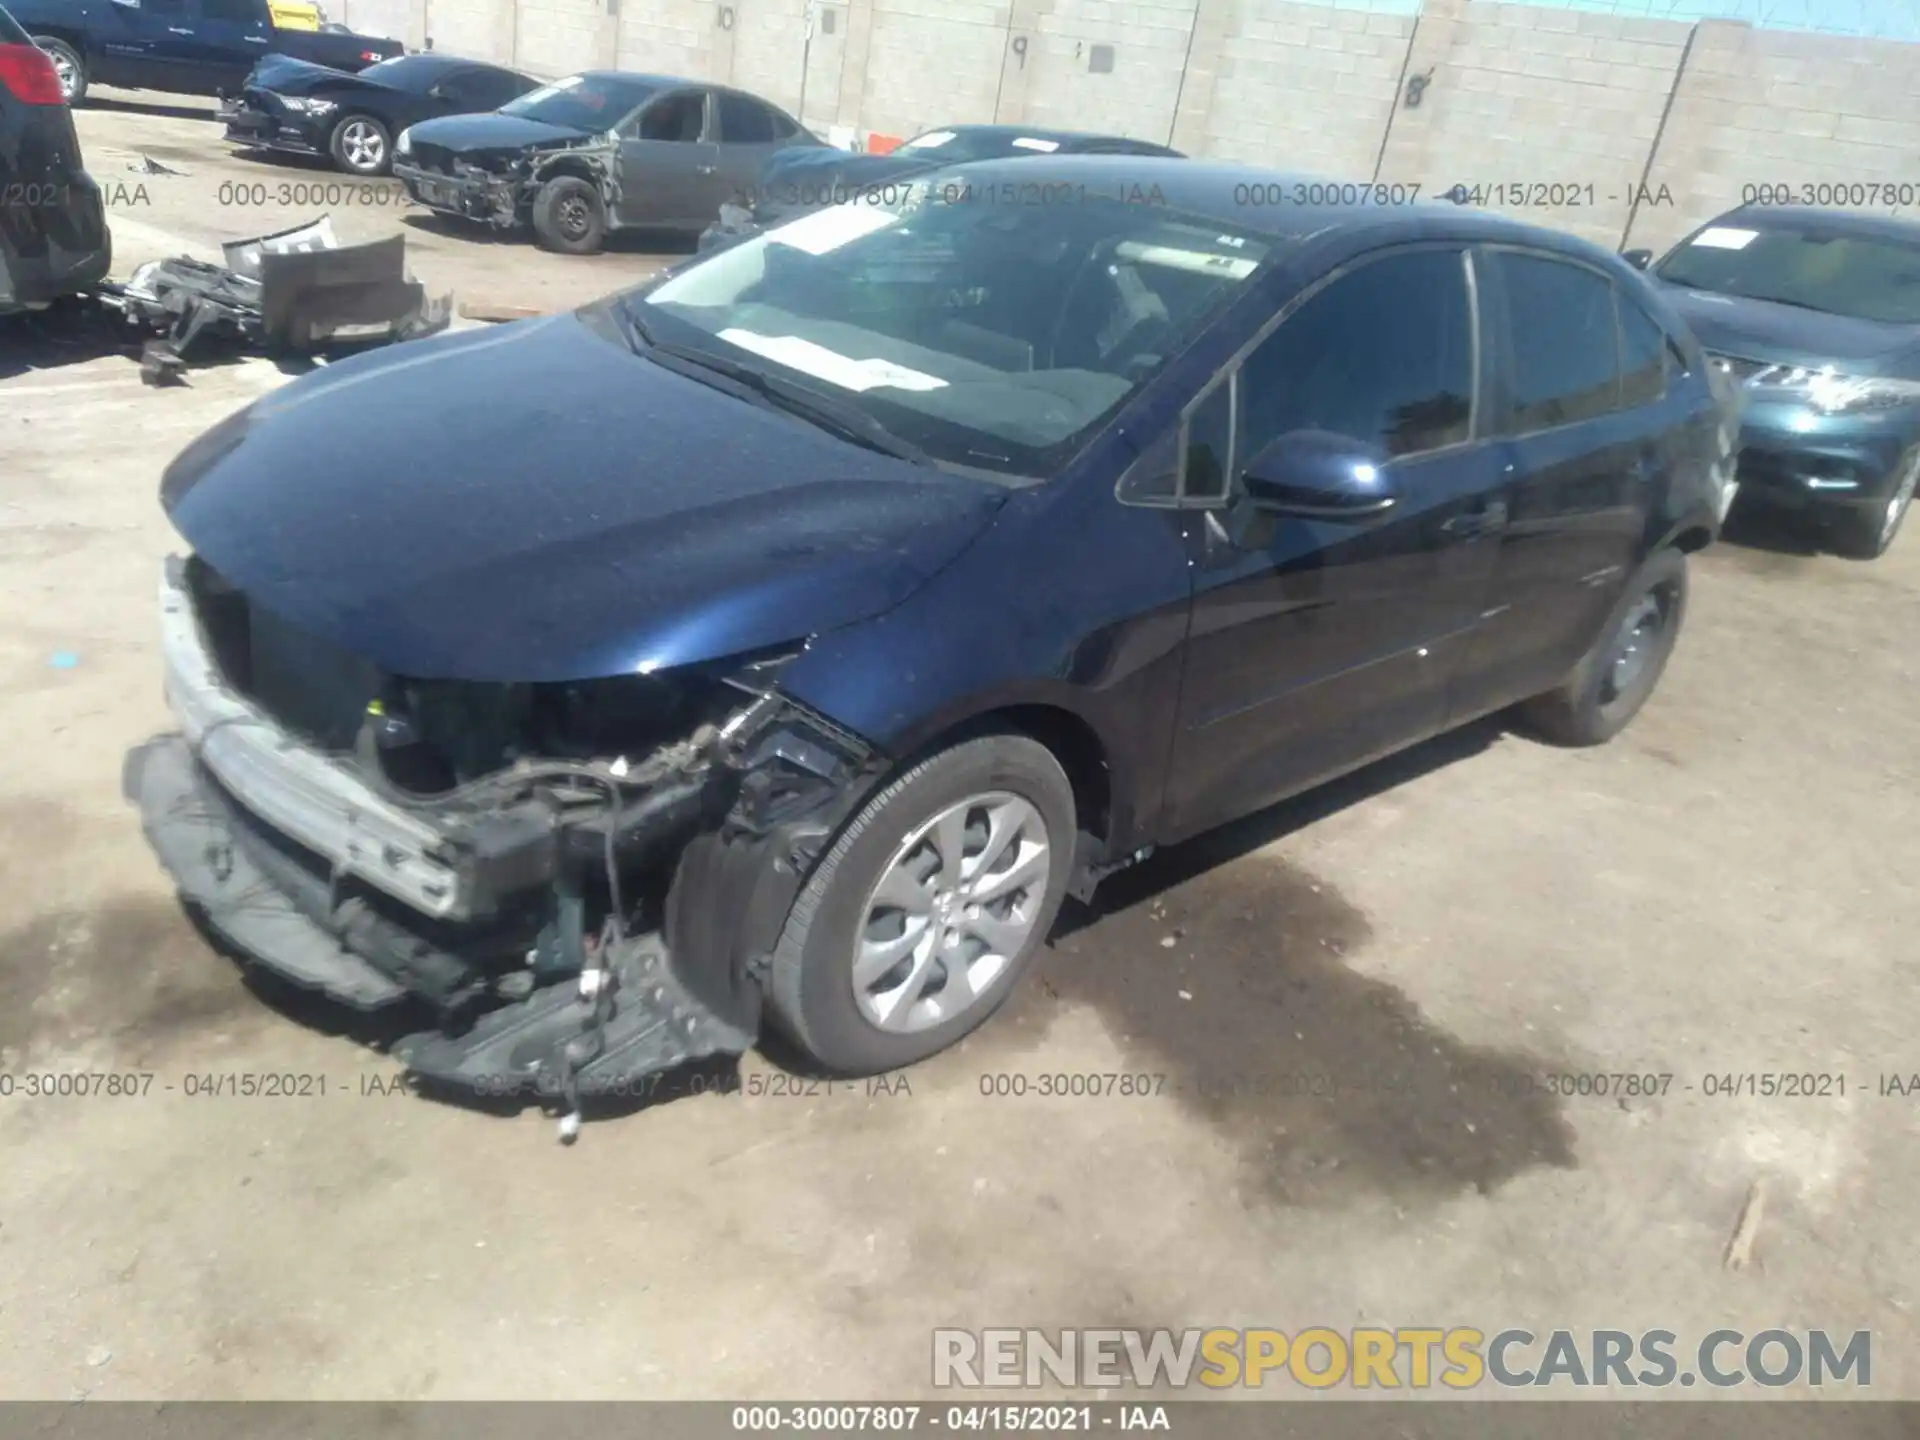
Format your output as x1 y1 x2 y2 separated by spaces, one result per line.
1711 203 1920 245
923 122 1159 147
934 155 1626 261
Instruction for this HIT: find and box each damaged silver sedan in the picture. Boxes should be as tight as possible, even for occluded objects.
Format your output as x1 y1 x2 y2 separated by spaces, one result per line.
391 71 819 254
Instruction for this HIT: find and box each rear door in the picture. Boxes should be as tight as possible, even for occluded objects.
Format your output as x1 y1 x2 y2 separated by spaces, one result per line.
178 0 269 94
615 86 719 229
1449 246 1654 717
712 89 788 202
1159 245 1508 838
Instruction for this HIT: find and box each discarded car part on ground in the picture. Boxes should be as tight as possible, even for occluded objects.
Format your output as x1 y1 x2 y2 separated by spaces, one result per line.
459 300 542 323
96 215 451 382
133 157 1732 1141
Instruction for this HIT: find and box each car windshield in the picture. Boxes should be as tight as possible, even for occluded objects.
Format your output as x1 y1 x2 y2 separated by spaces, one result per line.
896 129 1070 163
357 54 454 89
619 185 1270 478
501 74 656 132
1657 221 1920 324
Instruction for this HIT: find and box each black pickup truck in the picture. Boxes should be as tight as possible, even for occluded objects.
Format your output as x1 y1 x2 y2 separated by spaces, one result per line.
11 0 400 104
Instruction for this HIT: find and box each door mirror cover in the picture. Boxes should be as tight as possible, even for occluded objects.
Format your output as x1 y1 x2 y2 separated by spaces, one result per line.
1239 429 1398 520
1620 248 1654 271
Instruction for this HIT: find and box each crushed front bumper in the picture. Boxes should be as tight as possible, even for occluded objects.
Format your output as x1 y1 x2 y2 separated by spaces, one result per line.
393 162 520 226
130 558 880 1118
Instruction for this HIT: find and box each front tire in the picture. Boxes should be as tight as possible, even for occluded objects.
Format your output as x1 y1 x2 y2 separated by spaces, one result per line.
531 176 607 255
34 38 85 105
1518 547 1688 747
766 734 1076 1075
1827 450 1917 560
329 114 391 176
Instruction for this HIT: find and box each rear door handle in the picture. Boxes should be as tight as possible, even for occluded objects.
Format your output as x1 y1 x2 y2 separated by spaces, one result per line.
1441 499 1508 538
695 164 717 175
168 25 194 33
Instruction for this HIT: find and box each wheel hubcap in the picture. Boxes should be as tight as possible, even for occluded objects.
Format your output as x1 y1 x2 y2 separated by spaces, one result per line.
48 50 76 98
1883 454 1919 546
342 121 383 170
558 197 589 238
851 791 1051 1035
1603 590 1666 704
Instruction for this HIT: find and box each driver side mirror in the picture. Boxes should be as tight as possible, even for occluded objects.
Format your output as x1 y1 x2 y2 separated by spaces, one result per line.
1621 248 1654 271
1238 430 1398 520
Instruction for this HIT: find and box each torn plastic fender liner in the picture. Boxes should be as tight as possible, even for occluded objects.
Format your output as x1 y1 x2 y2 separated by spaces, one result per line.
663 698 886 1034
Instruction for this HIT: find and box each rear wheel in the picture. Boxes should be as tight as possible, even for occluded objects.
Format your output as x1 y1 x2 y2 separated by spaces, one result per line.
1518 547 1688 747
531 176 607 255
34 38 84 105
766 734 1076 1075
1828 449 1917 560
329 114 391 176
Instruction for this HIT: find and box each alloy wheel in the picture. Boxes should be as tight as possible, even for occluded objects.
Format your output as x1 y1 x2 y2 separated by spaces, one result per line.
340 120 384 172
851 791 1052 1035
46 48 77 101
1883 452 1919 548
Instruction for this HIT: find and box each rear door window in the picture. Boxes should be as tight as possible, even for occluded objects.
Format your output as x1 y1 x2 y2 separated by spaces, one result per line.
1617 291 1668 408
1490 250 1622 431
717 91 777 144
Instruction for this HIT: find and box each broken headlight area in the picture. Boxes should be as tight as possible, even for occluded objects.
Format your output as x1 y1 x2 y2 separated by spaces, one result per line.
133 556 881 1133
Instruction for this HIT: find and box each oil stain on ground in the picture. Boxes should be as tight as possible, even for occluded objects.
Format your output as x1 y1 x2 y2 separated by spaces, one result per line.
0 895 266 1062
977 829 1576 1210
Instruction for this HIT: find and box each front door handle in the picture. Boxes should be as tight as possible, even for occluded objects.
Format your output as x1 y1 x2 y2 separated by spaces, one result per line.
168 25 194 32
695 164 717 175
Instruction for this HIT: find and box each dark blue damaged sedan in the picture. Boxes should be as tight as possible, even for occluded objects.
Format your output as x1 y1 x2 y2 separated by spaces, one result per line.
127 157 1734 1132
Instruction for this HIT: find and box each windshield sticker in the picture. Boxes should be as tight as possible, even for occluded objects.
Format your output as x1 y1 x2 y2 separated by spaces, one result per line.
1692 226 1759 250
1010 137 1060 151
768 205 902 254
716 330 949 393
904 130 956 149
1114 241 1259 279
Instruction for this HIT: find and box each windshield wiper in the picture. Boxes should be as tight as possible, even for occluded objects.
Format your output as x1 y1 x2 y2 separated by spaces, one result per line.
639 336 937 466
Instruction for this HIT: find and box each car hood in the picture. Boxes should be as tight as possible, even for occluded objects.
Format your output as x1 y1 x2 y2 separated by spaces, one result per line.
248 56 382 96
1658 283 1920 376
402 110 590 158
159 311 1008 684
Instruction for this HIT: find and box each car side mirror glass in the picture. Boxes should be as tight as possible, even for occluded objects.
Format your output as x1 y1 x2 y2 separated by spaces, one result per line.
1621 248 1654 271
1239 430 1398 520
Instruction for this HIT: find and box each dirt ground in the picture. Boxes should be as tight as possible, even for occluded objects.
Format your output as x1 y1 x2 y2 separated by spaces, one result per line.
1 90 1917 1403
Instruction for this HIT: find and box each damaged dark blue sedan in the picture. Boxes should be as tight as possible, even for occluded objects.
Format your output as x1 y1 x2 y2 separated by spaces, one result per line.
129 158 1736 1133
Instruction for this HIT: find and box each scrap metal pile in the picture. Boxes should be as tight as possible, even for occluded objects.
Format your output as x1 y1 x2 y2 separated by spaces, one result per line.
97 215 451 384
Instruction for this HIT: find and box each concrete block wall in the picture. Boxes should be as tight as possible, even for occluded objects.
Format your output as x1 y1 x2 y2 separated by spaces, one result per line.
1185 1 1410 178
395 0 1920 257
1629 19 1920 251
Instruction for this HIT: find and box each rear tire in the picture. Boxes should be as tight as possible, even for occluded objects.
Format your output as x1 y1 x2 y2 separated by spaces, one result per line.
329 114 391 176
34 37 85 105
1518 547 1688 747
531 176 607 255
766 734 1076 1075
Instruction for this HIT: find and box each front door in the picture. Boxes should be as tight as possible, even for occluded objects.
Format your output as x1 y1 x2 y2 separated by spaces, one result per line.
98 0 198 91
1160 245 1508 840
616 88 721 230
